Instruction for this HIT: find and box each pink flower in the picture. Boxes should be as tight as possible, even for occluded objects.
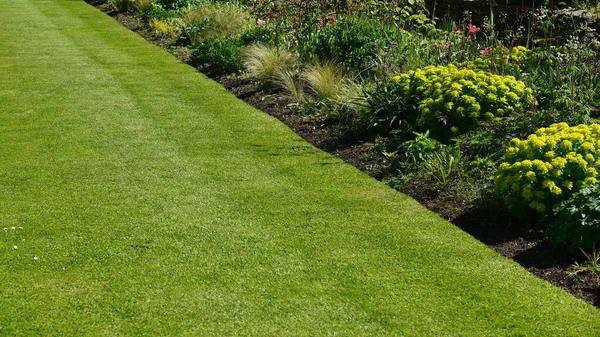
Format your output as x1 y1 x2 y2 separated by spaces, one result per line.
480 47 491 55
465 36 472 42
257 19 266 26
468 24 480 33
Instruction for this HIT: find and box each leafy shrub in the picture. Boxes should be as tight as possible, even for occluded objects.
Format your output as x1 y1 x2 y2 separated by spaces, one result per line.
353 77 417 139
240 26 277 46
245 0 419 49
298 15 404 75
177 18 213 45
496 122 600 214
551 183 600 251
396 131 463 190
391 64 535 138
190 38 243 74
142 3 174 23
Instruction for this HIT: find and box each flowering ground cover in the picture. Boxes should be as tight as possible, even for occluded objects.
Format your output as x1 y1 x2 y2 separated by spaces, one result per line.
1 0 600 335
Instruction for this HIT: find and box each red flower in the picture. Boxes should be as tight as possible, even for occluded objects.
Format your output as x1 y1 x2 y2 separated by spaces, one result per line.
467 23 480 33
328 18 335 25
291 15 296 22
267 13 274 19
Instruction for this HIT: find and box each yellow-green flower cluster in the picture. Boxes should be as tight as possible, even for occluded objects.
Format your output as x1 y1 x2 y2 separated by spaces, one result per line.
392 64 534 136
460 46 533 75
496 123 600 213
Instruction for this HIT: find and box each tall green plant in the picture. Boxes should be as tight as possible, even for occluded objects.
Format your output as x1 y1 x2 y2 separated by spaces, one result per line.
298 14 406 76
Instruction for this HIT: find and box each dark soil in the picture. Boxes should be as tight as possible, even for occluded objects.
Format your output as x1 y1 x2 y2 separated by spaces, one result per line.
94 4 600 307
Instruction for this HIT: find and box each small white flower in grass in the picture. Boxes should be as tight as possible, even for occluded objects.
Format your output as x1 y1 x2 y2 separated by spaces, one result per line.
33 256 39 260
18 227 23 230
11 227 15 230
13 245 17 249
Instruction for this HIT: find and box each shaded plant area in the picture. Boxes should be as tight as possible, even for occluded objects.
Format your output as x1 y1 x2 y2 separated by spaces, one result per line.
91 0 600 307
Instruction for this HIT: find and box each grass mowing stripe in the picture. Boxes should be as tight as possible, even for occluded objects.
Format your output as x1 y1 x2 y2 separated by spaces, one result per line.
1 0 599 335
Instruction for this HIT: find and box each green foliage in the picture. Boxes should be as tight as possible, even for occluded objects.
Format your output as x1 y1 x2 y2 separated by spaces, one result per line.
108 0 136 13
298 15 404 75
133 0 154 13
178 3 252 45
523 44 599 125
149 18 179 38
301 60 348 101
568 248 600 283
190 37 243 74
353 76 417 139
551 184 600 251
155 0 197 11
273 68 304 101
392 65 535 139
460 46 533 78
240 25 277 46
246 0 339 49
395 130 438 167
141 3 174 23
353 0 430 28
496 123 600 214
386 131 464 191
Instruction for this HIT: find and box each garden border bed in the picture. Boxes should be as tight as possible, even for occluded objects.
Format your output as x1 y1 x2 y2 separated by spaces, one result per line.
94 3 600 307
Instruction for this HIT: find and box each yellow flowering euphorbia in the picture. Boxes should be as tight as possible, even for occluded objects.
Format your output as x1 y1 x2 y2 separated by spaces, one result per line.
393 64 535 137
459 46 533 76
495 123 600 213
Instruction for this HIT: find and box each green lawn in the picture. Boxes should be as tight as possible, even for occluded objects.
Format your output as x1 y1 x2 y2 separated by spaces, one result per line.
0 0 599 335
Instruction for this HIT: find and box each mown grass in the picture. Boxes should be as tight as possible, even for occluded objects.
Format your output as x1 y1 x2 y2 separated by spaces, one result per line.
0 0 599 335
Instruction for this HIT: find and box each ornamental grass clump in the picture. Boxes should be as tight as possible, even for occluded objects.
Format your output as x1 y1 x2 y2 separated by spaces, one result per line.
392 64 535 138
241 43 297 86
495 123 600 214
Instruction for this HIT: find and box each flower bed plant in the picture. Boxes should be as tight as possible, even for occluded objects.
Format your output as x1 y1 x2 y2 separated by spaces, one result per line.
378 64 535 139
496 123 600 214
552 182 600 251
